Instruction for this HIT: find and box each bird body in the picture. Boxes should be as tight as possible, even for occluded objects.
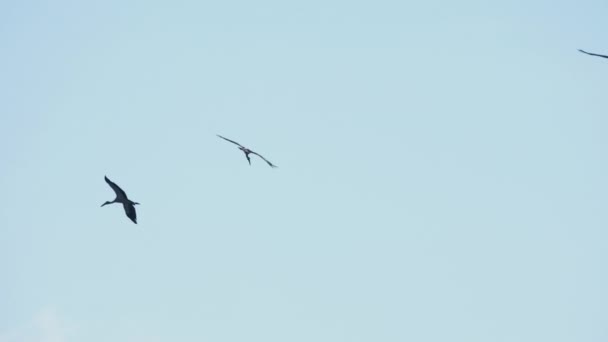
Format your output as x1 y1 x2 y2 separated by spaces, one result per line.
217 134 277 168
101 176 139 224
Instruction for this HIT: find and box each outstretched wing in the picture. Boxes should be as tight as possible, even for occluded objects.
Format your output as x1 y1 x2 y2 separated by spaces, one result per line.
123 203 137 224
250 151 277 168
217 135 245 148
105 176 128 200
579 49 608 59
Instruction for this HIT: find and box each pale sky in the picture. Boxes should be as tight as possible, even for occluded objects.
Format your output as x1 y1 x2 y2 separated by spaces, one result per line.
1 0 608 341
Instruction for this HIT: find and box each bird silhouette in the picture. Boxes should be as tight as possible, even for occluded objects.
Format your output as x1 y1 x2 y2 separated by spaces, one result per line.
101 176 139 224
217 134 278 168
579 49 608 59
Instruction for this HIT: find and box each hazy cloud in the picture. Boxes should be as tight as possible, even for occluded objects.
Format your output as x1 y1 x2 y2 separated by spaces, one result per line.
0 308 75 342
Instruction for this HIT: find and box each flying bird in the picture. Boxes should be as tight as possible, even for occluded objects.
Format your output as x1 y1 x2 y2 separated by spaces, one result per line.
217 134 277 168
579 49 608 59
101 176 140 224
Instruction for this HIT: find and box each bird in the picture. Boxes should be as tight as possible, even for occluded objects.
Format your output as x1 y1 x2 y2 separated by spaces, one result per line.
579 49 608 59
101 176 140 224
217 134 278 168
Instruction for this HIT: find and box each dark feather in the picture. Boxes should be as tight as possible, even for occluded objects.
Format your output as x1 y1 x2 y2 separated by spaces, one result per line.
123 203 137 224
250 151 277 168
579 49 608 59
217 135 245 148
104 176 128 200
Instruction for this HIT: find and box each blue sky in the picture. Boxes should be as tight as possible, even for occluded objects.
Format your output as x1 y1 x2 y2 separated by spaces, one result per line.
1 0 608 341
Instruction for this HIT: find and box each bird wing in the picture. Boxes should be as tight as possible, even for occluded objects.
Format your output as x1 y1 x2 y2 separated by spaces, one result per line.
579 49 608 59
250 151 277 168
123 203 137 224
105 176 128 200
217 135 245 148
